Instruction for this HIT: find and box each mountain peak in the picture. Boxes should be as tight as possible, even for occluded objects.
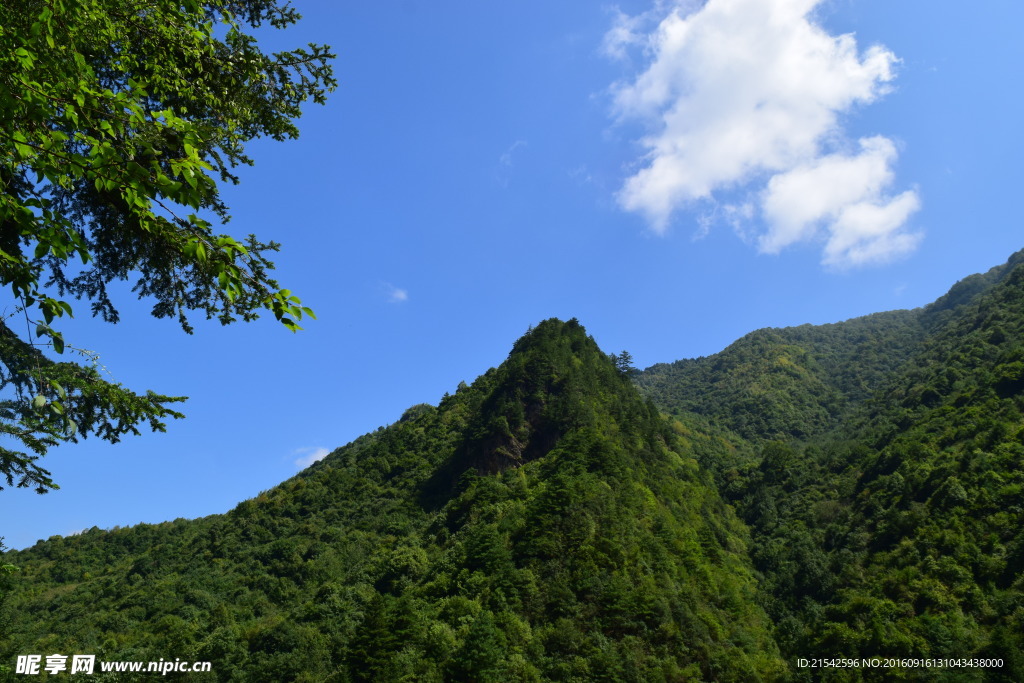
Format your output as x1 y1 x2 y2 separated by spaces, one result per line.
425 317 646 491
508 317 587 354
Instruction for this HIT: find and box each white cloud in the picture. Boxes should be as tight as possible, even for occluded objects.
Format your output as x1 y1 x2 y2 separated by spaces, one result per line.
821 188 921 268
293 446 330 469
603 7 645 60
381 282 408 303
608 0 920 267
761 136 921 266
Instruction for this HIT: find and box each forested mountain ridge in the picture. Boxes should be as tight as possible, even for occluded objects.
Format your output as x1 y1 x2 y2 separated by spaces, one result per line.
636 249 1024 446
3 250 1023 681
2 319 784 681
637 248 1024 680
635 310 926 443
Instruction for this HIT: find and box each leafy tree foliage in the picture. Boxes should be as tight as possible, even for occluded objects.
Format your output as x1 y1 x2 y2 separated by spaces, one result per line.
0 0 334 492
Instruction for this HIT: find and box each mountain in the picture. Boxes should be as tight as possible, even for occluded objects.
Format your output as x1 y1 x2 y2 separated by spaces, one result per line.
1 319 784 681
3 250 1024 681
636 249 1024 678
636 309 925 442
636 249 1024 448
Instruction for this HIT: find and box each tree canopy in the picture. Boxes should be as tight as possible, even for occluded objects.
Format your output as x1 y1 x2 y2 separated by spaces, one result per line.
0 0 335 492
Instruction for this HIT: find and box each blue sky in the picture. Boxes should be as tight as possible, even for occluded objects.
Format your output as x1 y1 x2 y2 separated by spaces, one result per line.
4 0 1022 549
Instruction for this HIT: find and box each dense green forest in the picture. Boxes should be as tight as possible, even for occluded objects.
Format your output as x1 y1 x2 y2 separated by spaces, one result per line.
636 249 1024 681
1 320 784 681
3 250 1024 681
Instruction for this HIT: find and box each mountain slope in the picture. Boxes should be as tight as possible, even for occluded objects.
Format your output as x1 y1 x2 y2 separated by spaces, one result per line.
637 248 1024 448
796 256 1024 670
636 310 925 442
6 251 1024 681
649 250 1024 680
2 319 785 681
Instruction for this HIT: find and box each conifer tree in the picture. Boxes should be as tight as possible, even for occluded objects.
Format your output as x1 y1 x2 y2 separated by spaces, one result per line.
614 349 635 375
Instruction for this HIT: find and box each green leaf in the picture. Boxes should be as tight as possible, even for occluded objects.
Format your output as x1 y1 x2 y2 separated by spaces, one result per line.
48 380 67 400
0 0 333 493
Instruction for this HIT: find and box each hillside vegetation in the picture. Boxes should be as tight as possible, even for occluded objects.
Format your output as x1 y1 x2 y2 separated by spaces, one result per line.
3 320 783 681
636 250 1024 681
4 250 1024 681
